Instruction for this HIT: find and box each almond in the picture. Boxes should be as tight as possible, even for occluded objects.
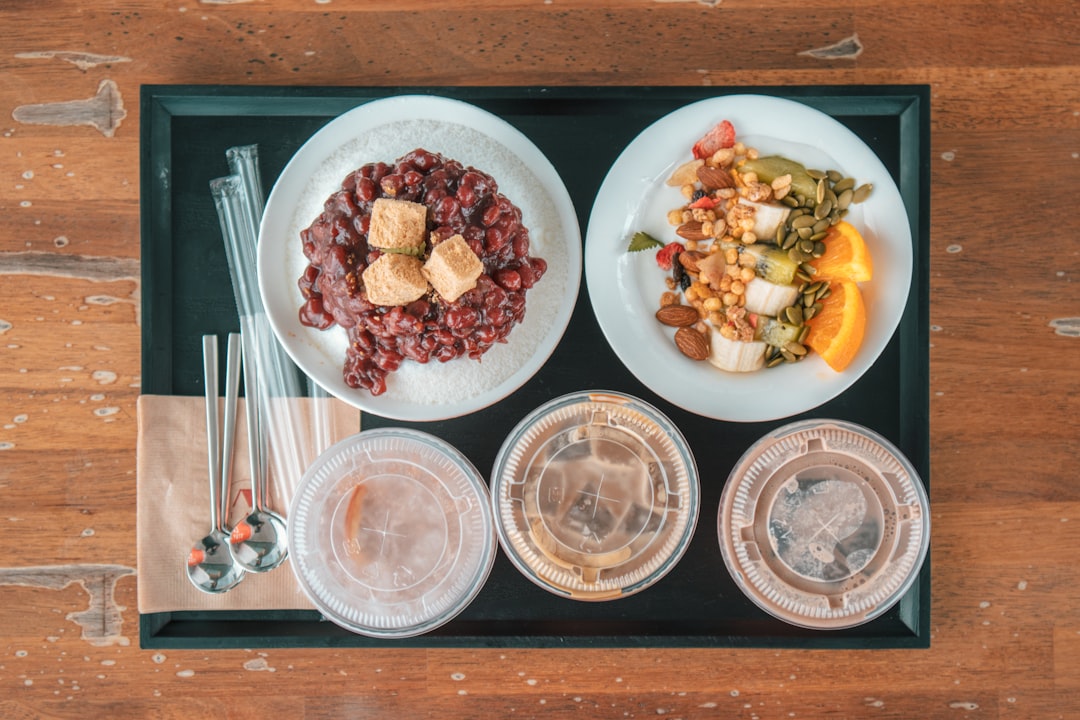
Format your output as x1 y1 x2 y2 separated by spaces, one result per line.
678 250 705 274
697 165 735 190
655 304 699 327
675 221 707 241
674 327 710 361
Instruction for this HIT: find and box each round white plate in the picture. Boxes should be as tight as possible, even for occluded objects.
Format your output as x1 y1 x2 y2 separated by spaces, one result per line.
258 95 581 421
585 94 912 422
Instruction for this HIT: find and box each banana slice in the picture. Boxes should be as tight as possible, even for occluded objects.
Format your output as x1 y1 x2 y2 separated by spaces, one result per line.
708 333 767 373
738 199 791 240
743 277 800 317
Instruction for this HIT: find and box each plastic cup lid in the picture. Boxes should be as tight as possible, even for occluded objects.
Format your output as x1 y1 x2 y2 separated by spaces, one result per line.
288 428 495 638
491 391 699 601
718 419 930 630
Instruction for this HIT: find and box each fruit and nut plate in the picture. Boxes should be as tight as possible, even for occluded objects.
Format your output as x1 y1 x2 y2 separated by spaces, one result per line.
585 94 913 422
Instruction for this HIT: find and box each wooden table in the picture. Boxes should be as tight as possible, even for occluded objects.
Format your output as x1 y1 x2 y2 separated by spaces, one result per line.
1 2 1076 718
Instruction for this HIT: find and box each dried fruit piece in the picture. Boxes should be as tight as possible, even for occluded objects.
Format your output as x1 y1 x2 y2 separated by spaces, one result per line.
667 158 705 187
674 326 710 360
692 120 736 160
655 305 700 327
656 241 685 271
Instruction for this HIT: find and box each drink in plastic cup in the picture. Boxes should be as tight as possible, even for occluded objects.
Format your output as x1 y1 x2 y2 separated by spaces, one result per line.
492 391 699 600
718 419 929 629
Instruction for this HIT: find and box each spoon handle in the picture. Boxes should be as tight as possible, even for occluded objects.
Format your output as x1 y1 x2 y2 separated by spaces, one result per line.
202 335 220 532
240 323 265 512
221 333 242 532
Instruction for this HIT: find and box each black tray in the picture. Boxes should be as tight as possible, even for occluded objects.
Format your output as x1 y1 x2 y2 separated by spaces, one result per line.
140 85 931 649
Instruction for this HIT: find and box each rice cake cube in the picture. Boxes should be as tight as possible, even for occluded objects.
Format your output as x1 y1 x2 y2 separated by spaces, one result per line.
368 198 428 251
422 234 484 303
361 253 428 306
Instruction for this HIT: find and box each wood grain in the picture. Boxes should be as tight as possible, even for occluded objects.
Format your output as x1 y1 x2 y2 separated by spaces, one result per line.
1 0 1077 718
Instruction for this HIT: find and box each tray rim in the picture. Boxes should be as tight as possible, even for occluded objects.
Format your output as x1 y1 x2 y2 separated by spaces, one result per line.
139 83 931 650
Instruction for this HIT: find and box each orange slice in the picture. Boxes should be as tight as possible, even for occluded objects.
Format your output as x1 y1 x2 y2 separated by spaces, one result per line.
809 221 873 282
805 279 866 372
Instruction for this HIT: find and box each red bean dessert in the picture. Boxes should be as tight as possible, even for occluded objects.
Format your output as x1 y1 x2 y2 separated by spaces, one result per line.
297 148 548 396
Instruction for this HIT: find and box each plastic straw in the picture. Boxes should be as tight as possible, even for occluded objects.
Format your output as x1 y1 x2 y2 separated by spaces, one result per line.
215 143 337 503
210 174 307 503
225 145 265 222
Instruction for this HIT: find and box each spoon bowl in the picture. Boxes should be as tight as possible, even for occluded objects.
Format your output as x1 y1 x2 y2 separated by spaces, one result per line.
187 334 246 594
228 326 289 573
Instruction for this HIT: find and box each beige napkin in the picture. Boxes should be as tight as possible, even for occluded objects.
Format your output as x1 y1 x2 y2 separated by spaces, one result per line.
136 394 360 613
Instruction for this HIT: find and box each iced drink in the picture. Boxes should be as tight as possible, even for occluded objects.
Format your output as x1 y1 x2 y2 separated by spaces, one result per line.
718 419 929 629
493 392 699 600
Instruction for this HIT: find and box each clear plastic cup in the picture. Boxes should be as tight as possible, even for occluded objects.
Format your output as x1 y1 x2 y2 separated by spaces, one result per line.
491 391 699 601
718 419 930 629
288 428 495 638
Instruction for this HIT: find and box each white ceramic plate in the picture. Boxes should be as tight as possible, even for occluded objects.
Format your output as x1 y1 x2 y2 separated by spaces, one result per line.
258 95 581 421
585 94 912 422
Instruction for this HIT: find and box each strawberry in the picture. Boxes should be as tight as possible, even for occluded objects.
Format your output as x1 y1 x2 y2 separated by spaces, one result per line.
688 195 719 210
656 241 685 271
691 119 736 160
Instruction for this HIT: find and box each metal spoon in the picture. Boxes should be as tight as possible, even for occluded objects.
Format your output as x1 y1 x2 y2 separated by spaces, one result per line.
228 327 288 572
186 334 246 594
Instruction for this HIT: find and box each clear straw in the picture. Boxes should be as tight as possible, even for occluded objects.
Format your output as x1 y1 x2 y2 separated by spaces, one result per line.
210 174 307 504
225 145 265 228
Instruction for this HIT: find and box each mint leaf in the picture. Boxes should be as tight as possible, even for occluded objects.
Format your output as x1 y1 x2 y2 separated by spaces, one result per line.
627 231 663 253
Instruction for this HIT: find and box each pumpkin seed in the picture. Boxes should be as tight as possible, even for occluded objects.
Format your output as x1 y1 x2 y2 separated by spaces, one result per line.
791 214 816 229
802 293 816 308
797 226 813 240
813 240 826 257
781 195 800 208
767 355 785 368
803 280 824 295
784 341 808 356
833 177 855 193
812 218 831 235
781 349 797 363
807 168 827 181
814 198 832 220
798 238 815 254
796 270 812 283
788 247 810 263
799 262 817 277
782 231 799 250
826 169 843 183
785 305 804 325
802 306 817 322
798 324 811 342
836 188 852 211
775 224 786 245
852 182 874 203
816 178 827 205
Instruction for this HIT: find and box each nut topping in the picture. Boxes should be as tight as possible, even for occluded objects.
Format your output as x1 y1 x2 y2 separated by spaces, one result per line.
655 304 700 327
674 326 710 361
696 165 735 190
